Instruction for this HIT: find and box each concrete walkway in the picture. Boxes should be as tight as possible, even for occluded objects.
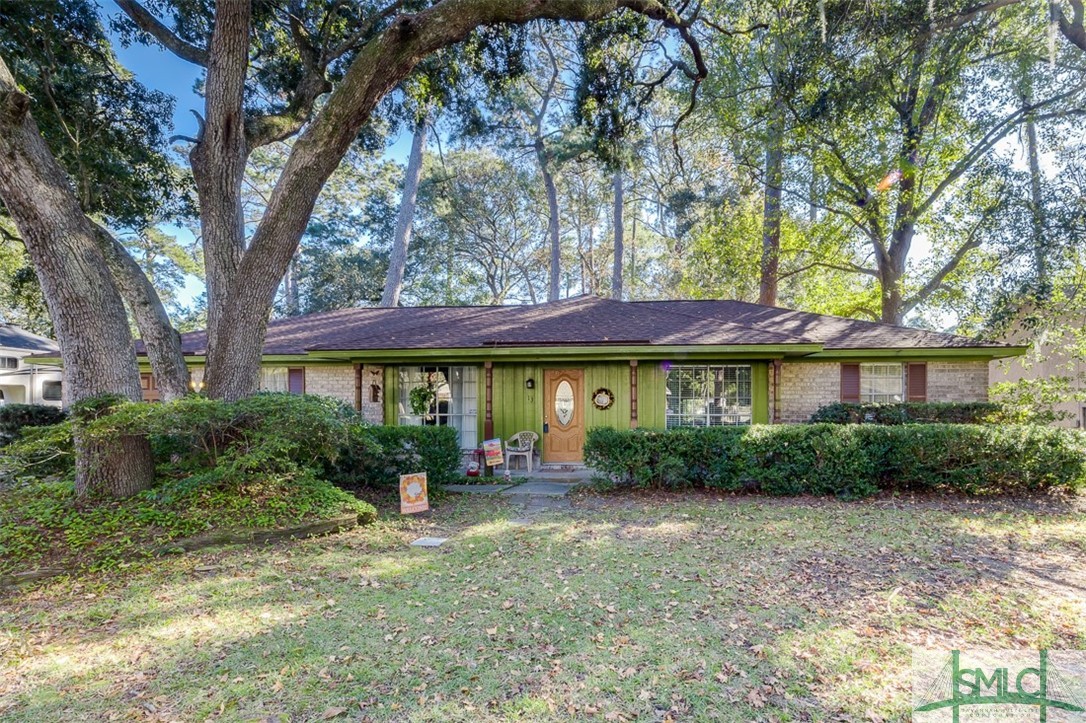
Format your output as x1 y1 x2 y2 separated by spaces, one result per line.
444 475 587 521
443 479 584 496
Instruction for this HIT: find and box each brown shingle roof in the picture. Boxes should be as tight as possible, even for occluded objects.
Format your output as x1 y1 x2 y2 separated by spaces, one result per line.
163 296 1012 357
632 300 1001 349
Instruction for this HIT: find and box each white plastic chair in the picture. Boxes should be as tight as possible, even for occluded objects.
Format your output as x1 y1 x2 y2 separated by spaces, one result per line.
505 431 539 473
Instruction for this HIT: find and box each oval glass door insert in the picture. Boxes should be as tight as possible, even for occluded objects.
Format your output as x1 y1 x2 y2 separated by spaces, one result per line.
554 380 575 426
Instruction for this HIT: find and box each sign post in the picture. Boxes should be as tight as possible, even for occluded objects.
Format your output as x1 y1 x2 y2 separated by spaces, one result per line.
399 472 429 514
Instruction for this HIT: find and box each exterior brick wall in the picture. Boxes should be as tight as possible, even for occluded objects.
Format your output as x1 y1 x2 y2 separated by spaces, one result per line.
775 360 990 423
927 361 990 403
777 362 840 423
301 365 355 407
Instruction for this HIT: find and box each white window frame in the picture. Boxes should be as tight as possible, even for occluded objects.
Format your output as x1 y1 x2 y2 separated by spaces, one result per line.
665 364 753 428
260 367 290 392
398 366 479 450
859 363 904 404
0 356 18 370
41 380 63 401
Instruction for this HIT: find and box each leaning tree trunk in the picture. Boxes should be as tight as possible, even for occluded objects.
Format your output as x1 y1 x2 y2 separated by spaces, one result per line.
0 56 153 497
197 0 704 400
381 110 429 307
611 167 624 300
93 224 190 400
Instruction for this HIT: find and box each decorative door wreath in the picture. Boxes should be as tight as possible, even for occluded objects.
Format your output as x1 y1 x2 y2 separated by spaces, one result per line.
592 387 615 410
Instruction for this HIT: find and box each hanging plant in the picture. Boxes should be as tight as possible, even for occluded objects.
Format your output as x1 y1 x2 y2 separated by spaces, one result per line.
409 384 437 418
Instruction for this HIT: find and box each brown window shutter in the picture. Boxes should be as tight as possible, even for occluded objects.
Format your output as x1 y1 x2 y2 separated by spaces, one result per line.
840 363 861 403
288 368 306 395
907 362 927 402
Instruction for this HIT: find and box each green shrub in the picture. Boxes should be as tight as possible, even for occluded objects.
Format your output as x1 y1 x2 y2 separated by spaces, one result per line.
73 393 361 488
330 424 462 488
809 402 1004 425
0 403 67 446
585 424 1086 497
857 424 1086 494
0 474 374 574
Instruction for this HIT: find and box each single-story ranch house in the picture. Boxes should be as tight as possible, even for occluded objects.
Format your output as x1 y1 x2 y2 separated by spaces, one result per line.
140 296 1025 465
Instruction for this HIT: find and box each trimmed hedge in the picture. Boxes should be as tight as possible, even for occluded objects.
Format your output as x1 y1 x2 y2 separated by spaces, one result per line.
329 424 462 488
809 402 1004 425
584 424 1086 497
0 403 67 446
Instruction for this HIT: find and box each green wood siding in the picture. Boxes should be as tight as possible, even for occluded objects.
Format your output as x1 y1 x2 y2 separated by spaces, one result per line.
491 364 543 443
582 363 633 431
637 362 667 430
752 362 769 424
384 359 772 447
383 366 397 425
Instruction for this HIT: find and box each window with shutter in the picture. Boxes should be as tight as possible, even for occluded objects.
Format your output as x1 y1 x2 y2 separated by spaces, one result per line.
907 363 927 402
840 363 861 403
288 368 305 395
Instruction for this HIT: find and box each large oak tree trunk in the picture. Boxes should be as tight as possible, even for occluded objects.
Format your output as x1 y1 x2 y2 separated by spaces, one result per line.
381 111 429 307
0 57 153 497
611 167 624 300
192 1 252 395
93 224 190 400
197 0 700 400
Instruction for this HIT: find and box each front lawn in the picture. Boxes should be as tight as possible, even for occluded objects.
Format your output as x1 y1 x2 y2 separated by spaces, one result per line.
2 490 1084 721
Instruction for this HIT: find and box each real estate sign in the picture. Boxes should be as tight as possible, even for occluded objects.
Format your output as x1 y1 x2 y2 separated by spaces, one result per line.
399 472 429 514
482 438 503 467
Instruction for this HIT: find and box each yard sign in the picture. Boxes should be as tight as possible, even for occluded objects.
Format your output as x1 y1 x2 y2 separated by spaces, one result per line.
482 438 504 467
399 472 429 514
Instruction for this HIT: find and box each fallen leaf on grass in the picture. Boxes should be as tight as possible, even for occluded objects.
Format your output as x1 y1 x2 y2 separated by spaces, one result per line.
320 706 347 719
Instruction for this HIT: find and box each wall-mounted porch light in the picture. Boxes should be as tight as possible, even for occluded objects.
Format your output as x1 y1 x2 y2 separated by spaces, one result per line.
525 378 535 390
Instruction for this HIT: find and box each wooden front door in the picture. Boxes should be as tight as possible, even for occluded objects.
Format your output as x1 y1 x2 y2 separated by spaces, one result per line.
543 369 584 463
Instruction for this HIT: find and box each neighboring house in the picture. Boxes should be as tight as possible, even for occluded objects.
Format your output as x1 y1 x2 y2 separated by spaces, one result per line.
129 296 1023 464
0 323 64 407
990 307 1086 428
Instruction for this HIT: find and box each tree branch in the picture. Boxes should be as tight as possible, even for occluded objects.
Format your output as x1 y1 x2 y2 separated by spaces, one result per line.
915 84 1086 217
114 0 209 66
902 222 987 313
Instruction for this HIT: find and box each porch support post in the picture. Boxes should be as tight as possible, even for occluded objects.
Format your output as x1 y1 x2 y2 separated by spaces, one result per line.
484 361 494 477
484 361 494 439
629 360 638 429
772 360 782 424
353 363 362 412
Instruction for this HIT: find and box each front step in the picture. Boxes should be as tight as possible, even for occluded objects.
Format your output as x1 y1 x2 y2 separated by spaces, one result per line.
538 463 586 473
